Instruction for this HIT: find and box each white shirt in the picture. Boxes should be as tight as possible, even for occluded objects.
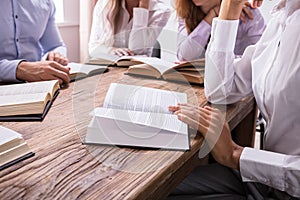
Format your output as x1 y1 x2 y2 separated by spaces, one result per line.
89 0 171 57
205 0 300 197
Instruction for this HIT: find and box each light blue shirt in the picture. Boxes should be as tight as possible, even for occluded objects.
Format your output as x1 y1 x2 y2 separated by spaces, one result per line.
0 0 66 82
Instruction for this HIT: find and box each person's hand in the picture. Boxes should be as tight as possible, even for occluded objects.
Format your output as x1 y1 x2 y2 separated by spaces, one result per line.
16 61 70 84
204 6 220 25
46 51 69 66
219 0 263 21
240 2 254 22
139 0 150 9
169 104 244 169
112 48 134 57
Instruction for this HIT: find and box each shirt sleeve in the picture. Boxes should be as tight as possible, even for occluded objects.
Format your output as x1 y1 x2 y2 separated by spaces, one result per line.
234 8 265 55
129 7 171 55
243 9 265 46
40 1 66 60
0 59 23 82
88 0 113 57
204 18 254 104
240 147 300 197
177 19 211 61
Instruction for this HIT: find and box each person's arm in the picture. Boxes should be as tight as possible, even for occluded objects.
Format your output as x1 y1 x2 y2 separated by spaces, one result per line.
240 148 300 197
169 104 300 197
0 60 24 82
128 0 171 55
234 8 265 55
16 61 70 84
176 19 211 61
40 0 68 65
205 0 265 104
244 8 265 43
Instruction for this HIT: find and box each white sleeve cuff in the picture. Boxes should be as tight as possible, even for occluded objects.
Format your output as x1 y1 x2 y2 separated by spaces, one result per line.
240 147 285 191
210 18 239 52
133 8 149 28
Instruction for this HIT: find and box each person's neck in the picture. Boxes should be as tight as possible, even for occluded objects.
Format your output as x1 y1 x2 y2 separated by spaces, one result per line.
125 0 139 19
200 0 221 14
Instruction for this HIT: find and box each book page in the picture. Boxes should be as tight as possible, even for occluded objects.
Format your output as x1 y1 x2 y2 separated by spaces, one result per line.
68 62 107 75
0 93 50 116
103 83 187 114
128 57 174 75
0 126 22 146
0 80 58 97
92 107 188 135
87 52 120 65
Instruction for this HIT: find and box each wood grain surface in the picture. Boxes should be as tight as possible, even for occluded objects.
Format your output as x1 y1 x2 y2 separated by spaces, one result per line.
0 67 256 200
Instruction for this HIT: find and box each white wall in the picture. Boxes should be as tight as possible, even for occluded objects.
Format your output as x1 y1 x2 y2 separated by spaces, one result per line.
57 0 80 63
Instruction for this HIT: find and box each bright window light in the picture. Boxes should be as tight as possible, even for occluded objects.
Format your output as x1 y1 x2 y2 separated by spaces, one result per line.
53 0 64 23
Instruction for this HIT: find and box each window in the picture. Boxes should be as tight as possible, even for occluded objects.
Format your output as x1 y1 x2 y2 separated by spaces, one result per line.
53 0 64 23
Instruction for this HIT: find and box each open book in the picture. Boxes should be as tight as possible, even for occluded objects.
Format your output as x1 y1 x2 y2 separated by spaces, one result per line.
0 126 34 171
0 80 60 121
126 58 205 84
68 62 108 81
86 53 147 67
84 83 190 150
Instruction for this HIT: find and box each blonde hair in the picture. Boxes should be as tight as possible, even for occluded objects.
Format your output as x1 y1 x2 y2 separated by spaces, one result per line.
175 0 205 34
104 0 122 34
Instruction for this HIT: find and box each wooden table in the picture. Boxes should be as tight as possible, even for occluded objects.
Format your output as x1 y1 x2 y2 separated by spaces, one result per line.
0 67 257 200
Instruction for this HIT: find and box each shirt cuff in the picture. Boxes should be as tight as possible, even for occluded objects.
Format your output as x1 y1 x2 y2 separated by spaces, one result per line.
133 7 149 28
0 60 24 82
240 147 285 191
210 18 239 52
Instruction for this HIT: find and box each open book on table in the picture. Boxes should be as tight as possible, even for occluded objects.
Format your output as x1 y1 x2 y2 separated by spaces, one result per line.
0 126 34 171
84 83 190 151
68 62 108 81
85 53 147 67
126 57 205 84
0 80 60 121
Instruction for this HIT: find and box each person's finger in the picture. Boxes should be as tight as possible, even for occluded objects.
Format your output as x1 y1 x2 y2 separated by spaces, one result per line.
47 52 55 61
126 49 134 56
49 61 70 74
43 73 65 85
54 54 69 66
240 11 247 22
50 67 70 84
168 105 180 112
243 6 253 19
177 113 209 137
257 0 263 7
120 49 129 56
114 49 123 56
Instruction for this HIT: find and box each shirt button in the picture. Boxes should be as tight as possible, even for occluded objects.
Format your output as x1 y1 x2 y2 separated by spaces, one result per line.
263 178 269 183
16 39 19 42
15 15 18 19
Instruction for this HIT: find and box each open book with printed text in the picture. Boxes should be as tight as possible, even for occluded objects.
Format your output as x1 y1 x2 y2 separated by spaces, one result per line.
84 83 190 150
0 80 60 121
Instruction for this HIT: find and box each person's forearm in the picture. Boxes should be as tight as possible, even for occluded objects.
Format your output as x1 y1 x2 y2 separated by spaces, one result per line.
219 0 246 20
